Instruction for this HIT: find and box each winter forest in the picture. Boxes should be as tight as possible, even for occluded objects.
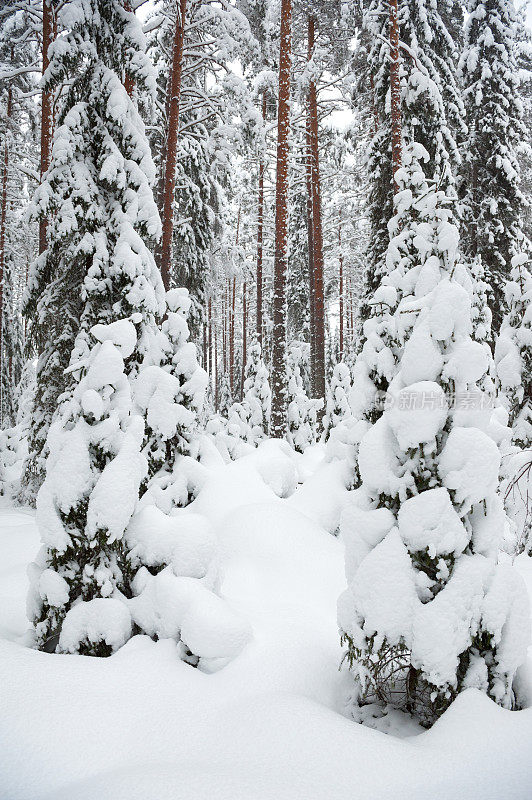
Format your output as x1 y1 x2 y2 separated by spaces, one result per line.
1 0 532 796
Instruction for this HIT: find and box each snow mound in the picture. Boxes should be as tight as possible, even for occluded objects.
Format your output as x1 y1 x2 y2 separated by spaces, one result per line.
59 598 132 655
127 505 217 579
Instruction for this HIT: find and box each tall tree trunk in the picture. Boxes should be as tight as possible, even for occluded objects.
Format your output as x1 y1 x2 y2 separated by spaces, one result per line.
256 92 267 347
307 15 325 405
338 210 344 360
208 296 212 378
306 115 316 395
0 85 11 424
214 312 218 410
370 73 378 136
123 1 135 97
230 276 236 395
389 0 401 192
350 273 355 344
241 280 247 396
160 0 187 290
39 0 54 256
223 284 227 374
270 0 292 437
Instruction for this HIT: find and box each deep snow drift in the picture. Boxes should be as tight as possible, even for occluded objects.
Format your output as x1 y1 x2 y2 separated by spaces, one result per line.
1 445 532 800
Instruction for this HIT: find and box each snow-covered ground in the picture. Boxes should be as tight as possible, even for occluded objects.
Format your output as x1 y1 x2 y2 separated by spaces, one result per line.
1 451 532 800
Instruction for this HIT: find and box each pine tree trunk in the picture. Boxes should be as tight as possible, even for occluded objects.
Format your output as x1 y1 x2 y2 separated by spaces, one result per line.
230 276 236 395
306 115 316 395
223 285 227 375
389 0 402 192
270 0 292 437
39 0 54 256
123 1 135 97
160 0 187 290
208 296 212 378
350 274 355 343
339 211 344 360
256 93 267 347
242 280 247 397
370 73 379 136
214 312 218 410
307 15 326 406
0 85 11 424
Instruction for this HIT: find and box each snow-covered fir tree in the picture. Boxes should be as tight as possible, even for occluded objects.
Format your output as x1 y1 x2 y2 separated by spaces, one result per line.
495 253 532 449
286 340 321 453
400 0 464 193
0 5 36 429
26 0 166 654
496 253 532 556
21 0 164 504
459 0 528 332
339 149 530 727
358 0 463 325
350 143 430 428
323 362 352 440
135 288 208 512
0 360 35 497
28 320 148 655
242 338 270 442
1 254 24 428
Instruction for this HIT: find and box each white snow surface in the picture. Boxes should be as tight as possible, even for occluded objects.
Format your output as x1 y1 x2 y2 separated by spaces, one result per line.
1 445 532 800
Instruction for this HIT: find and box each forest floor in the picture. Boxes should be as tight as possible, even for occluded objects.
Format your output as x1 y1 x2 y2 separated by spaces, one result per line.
1 444 532 800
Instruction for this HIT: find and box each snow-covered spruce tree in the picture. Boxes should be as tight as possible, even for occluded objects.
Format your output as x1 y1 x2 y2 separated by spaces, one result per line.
496 254 532 555
22 0 164 504
242 338 270 442
0 6 36 430
459 0 528 332
28 321 147 655
26 0 166 655
400 0 465 194
495 253 532 449
1 254 24 427
0 359 36 497
356 0 394 317
135 288 209 513
357 0 463 326
350 142 431 429
339 157 530 727
286 340 321 453
323 362 352 440
169 133 214 339
218 371 233 417
470 256 493 346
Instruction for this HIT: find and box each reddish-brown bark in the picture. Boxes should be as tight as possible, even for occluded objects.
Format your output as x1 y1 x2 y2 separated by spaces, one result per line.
214 312 219 410
230 276 236 395
389 0 402 193
241 280 247 395
256 92 267 347
307 15 325 405
222 284 227 374
39 0 54 256
338 211 344 359
370 73 378 136
270 0 292 437
305 114 316 395
160 0 187 291
0 86 12 366
123 1 135 97
208 296 212 377
203 318 207 370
